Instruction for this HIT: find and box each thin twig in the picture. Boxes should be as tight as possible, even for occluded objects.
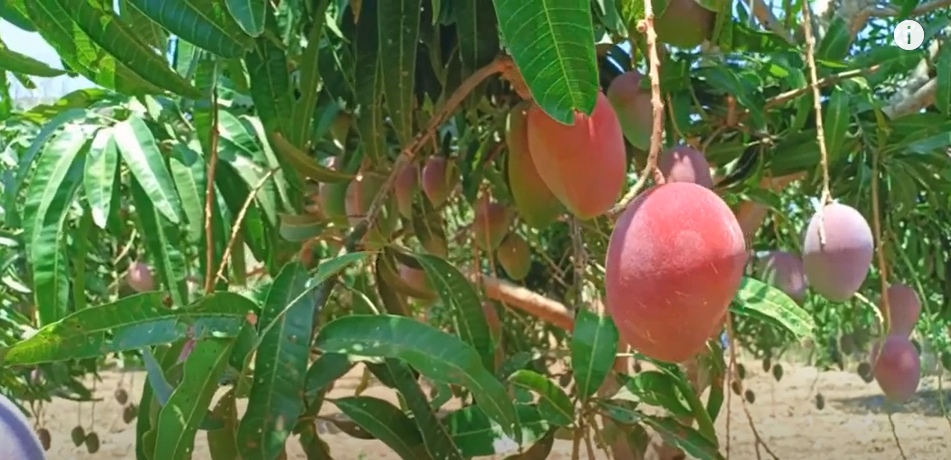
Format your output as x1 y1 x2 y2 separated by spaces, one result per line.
203 71 221 294
731 66 881 126
871 148 892 333
358 56 508 235
214 168 279 284
801 1 834 246
886 411 908 460
112 229 138 264
742 402 780 460
726 313 739 458
608 10 667 216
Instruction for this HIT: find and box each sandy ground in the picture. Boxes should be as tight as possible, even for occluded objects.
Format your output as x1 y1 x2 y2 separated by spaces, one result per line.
26 359 951 460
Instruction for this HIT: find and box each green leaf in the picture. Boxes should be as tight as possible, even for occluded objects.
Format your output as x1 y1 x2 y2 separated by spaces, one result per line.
570 309 618 400
125 0 253 58
455 0 501 75
0 41 65 77
118 0 167 52
246 34 295 134
352 0 385 163
731 277 815 339
491 0 599 123
332 396 426 459
18 0 163 94
445 404 549 457
314 314 520 441
83 127 119 229
507 370 574 426
168 143 209 244
816 17 850 62
822 86 850 164
114 115 183 224
278 213 328 243
377 0 420 145
3 107 87 228
600 403 723 460
0 0 35 31
619 370 692 417
207 388 240 460
238 262 318 460
52 0 201 98
936 41 951 117
640 414 723 460
268 133 354 183
154 338 235 460
217 110 280 225
369 359 462 460
130 177 190 307
411 253 496 370
288 0 331 148
225 0 266 36
22 125 87 326
0 292 254 366
304 353 353 398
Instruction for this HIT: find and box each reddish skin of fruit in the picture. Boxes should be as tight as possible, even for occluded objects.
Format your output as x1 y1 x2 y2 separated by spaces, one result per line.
421 157 457 207
871 335 921 403
654 0 714 49
126 261 155 292
394 163 419 219
605 182 747 363
0 393 45 460
606 71 653 151
880 283 921 337
801 203 873 302
526 92 627 220
473 197 512 251
497 233 532 280
658 146 714 189
506 102 562 228
756 251 807 304
345 172 397 243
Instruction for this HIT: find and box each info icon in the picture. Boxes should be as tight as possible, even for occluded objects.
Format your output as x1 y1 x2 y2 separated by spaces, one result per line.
894 20 924 50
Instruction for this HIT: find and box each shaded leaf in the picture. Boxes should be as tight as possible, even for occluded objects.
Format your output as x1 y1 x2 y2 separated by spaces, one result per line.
332 396 425 458
507 370 574 426
154 338 235 460
378 0 420 145
314 314 520 440
238 262 318 460
570 309 618 400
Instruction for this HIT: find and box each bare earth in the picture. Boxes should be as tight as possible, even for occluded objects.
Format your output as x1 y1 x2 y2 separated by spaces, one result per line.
29 359 951 460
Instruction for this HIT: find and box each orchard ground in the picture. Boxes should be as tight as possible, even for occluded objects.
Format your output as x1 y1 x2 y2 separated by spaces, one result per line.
30 354 951 460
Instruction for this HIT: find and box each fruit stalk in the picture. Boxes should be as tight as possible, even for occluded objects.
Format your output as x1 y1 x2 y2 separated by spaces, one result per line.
800 1 833 245
608 8 666 216
871 148 892 335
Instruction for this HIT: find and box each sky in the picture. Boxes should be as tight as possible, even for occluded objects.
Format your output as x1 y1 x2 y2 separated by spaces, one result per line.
1 20 96 102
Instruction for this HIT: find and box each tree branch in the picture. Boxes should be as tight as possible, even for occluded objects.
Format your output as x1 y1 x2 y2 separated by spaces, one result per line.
868 0 951 17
